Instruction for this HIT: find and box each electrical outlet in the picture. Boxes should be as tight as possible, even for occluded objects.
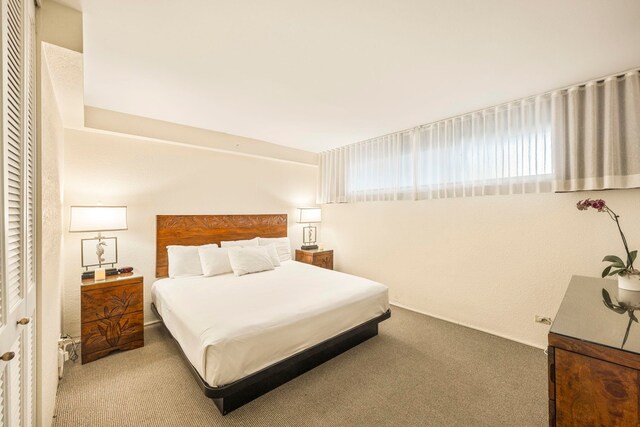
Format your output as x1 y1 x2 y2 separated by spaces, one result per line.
535 315 552 325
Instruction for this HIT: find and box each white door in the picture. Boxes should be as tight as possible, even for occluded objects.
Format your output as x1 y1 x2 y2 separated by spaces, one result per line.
0 0 36 425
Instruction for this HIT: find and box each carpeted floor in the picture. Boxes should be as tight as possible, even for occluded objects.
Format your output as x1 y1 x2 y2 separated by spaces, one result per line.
53 306 547 426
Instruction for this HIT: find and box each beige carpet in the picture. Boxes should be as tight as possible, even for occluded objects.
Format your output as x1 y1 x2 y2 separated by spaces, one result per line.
53 306 547 426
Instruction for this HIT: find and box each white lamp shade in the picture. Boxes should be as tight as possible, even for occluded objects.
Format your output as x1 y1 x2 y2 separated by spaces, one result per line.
296 207 321 223
69 206 128 232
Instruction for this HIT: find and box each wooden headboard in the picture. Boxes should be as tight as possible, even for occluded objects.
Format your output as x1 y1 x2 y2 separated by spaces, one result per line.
156 214 287 278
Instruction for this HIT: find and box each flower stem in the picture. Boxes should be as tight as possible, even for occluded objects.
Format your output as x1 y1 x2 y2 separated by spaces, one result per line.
607 207 634 271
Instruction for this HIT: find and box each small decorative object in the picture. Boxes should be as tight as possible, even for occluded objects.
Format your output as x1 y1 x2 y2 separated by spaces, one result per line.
577 199 640 290
296 207 321 250
70 206 128 278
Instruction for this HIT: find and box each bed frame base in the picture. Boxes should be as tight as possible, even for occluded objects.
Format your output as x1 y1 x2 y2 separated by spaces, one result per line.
151 303 390 415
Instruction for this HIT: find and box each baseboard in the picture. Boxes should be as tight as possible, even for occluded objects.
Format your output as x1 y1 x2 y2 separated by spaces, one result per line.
389 301 546 350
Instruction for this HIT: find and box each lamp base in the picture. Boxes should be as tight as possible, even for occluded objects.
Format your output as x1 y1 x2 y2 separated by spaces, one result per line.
301 244 319 250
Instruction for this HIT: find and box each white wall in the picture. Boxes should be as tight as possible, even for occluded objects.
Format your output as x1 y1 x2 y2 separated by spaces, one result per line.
321 189 640 348
62 121 640 350
62 128 317 336
37 49 64 427
37 3 82 425
84 107 317 165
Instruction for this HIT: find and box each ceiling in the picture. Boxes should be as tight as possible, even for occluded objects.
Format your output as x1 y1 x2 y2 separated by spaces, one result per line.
83 0 640 153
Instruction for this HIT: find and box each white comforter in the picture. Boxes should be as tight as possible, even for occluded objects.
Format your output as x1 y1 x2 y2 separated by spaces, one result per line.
151 260 389 387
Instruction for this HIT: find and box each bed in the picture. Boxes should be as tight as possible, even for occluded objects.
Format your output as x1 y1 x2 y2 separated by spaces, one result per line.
152 214 391 415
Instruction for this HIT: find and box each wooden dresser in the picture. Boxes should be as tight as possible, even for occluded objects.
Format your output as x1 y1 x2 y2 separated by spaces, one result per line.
295 249 333 270
81 272 144 364
548 275 640 426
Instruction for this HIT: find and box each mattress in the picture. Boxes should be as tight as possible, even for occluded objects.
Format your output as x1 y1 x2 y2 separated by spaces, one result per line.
151 260 389 387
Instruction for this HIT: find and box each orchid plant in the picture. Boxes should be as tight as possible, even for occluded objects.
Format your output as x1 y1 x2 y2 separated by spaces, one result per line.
577 199 639 278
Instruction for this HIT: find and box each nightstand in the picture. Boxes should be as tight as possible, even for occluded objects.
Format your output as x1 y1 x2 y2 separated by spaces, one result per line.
80 272 144 364
295 249 333 270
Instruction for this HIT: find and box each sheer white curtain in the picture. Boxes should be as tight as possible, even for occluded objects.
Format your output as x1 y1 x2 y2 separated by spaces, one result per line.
317 97 553 203
318 132 414 203
414 97 552 199
552 70 640 192
318 68 640 204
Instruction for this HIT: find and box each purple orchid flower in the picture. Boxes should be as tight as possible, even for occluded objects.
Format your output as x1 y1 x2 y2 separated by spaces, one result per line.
577 199 637 277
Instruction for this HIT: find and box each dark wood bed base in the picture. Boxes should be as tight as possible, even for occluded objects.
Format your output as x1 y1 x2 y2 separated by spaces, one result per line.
152 303 390 415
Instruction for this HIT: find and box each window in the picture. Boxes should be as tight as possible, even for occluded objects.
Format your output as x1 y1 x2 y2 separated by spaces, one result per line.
319 96 553 203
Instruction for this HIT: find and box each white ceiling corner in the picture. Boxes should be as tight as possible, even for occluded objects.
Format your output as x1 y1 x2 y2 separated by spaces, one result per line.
82 0 640 152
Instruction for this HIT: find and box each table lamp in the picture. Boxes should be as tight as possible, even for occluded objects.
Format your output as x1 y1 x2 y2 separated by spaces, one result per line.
70 206 127 280
296 207 321 250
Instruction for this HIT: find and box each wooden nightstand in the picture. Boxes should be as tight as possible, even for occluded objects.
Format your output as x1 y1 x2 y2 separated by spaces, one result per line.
80 272 144 364
295 249 334 270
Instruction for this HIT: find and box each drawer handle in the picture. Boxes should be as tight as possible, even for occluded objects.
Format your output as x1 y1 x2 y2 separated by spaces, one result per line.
1 352 15 362
17 318 30 326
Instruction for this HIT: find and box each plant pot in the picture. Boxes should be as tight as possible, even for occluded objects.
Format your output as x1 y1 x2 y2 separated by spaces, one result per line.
618 273 640 291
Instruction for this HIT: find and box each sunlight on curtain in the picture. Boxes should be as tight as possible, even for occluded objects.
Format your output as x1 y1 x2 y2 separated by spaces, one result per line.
318 97 552 203
414 97 552 199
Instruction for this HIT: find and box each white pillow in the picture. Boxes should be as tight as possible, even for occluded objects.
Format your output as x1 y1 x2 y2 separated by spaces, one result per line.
258 237 292 261
227 246 275 276
264 243 281 267
220 237 259 248
167 244 218 278
198 246 232 277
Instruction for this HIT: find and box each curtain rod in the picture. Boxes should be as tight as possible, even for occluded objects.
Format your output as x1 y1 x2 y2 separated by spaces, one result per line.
536 66 639 95
328 66 640 151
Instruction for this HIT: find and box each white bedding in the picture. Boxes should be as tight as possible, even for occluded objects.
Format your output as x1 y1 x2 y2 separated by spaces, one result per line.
151 260 389 387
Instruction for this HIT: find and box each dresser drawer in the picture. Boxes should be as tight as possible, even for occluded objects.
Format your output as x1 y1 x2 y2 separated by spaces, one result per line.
296 252 313 264
554 348 639 426
81 281 143 324
314 253 333 270
81 310 144 355
295 249 334 270
81 272 145 364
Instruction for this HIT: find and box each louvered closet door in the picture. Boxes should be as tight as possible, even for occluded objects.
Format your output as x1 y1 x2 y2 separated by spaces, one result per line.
0 0 36 425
